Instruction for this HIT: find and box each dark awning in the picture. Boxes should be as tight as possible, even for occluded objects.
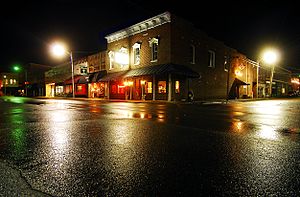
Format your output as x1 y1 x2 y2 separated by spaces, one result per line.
98 71 127 82
64 75 89 84
124 64 199 78
234 78 250 86
89 70 107 82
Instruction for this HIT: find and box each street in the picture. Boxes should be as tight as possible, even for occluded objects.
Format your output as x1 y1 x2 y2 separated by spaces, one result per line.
0 97 300 196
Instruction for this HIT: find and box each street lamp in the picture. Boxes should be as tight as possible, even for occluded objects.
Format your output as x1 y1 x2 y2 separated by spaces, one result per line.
50 42 75 98
13 65 28 96
261 48 279 97
3 75 6 95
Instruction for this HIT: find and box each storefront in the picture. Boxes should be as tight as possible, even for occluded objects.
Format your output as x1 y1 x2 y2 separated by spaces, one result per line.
98 64 199 101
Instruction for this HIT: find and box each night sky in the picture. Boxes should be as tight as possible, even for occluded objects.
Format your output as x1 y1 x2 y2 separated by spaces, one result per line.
1 0 300 72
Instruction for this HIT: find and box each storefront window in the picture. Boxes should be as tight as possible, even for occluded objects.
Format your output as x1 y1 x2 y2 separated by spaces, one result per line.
146 82 152 93
111 85 117 94
55 86 64 93
175 81 180 93
158 81 166 93
77 85 82 91
118 85 125 94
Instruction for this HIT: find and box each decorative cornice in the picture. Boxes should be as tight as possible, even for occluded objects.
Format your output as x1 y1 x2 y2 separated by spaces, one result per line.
105 12 171 43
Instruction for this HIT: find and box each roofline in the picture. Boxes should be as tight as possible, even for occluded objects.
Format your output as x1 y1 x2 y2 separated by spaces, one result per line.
105 11 171 43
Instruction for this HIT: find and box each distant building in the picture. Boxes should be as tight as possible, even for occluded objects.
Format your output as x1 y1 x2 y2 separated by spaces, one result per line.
0 72 19 96
19 63 52 97
45 51 106 97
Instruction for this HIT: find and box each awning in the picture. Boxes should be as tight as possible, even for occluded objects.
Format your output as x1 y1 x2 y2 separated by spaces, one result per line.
89 70 107 82
98 71 127 82
234 78 250 86
124 64 200 78
64 75 89 84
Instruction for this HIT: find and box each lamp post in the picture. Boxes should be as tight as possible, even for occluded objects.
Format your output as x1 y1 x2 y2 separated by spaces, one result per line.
13 65 28 96
262 49 279 97
50 42 75 98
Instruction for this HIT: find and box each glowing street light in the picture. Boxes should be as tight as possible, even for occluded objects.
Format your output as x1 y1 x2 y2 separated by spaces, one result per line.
50 42 75 98
261 48 279 97
3 75 6 95
13 64 28 96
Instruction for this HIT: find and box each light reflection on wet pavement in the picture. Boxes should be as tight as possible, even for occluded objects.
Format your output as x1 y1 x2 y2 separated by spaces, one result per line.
0 97 300 196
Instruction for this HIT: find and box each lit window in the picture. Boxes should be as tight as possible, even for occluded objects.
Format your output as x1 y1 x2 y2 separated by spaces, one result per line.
146 82 152 93
158 81 166 93
10 79 13 84
189 45 195 64
175 81 180 93
149 37 159 62
80 67 87 74
132 42 141 65
224 55 229 72
108 51 115 70
208 50 216 68
55 86 64 93
77 85 82 91
118 85 125 94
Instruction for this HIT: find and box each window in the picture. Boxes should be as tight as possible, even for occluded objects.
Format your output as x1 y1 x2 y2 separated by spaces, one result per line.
189 45 195 64
118 85 125 94
149 37 159 62
158 81 166 93
77 85 82 91
80 67 87 74
146 82 152 93
132 42 141 65
55 86 64 93
224 55 229 72
208 50 216 68
108 51 115 70
175 81 180 93
111 85 117 94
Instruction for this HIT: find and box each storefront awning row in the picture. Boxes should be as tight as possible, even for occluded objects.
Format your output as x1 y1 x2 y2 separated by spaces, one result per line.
97 64 199 82
62 64 199 84
124 64 200 78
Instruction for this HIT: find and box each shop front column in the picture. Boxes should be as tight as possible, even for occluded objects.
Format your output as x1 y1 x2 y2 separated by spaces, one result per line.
106 81 110 99
168 73 172 101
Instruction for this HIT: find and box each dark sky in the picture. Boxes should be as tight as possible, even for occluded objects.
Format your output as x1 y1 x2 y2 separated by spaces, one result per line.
1 0 300 72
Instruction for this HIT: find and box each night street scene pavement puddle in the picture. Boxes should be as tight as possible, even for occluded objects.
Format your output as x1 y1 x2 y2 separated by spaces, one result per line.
1 97 300 196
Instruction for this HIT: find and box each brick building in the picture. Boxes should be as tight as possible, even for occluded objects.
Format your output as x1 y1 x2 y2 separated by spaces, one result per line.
100 11 258 101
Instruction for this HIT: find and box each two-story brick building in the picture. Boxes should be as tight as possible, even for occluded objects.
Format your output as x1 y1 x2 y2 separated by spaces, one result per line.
99 11 258 101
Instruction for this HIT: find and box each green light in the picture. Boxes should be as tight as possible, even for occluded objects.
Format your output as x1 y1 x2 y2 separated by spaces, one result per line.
13 65 21 71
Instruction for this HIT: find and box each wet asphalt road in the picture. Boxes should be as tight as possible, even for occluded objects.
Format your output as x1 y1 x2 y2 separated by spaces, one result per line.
0 97 300 196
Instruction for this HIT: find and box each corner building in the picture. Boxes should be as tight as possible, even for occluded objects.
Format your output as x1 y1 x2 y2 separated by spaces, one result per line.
102 11 258 101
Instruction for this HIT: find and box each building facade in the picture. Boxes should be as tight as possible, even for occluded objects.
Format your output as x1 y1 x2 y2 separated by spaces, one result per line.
44 11 292 100
45 51 106 97
101 11 259 101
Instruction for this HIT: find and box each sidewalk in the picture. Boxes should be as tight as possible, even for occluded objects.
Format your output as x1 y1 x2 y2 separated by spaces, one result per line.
34 96 270 105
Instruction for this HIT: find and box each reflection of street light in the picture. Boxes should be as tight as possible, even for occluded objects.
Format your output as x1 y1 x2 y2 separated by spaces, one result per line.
261 48 279 97
50 42 75 98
